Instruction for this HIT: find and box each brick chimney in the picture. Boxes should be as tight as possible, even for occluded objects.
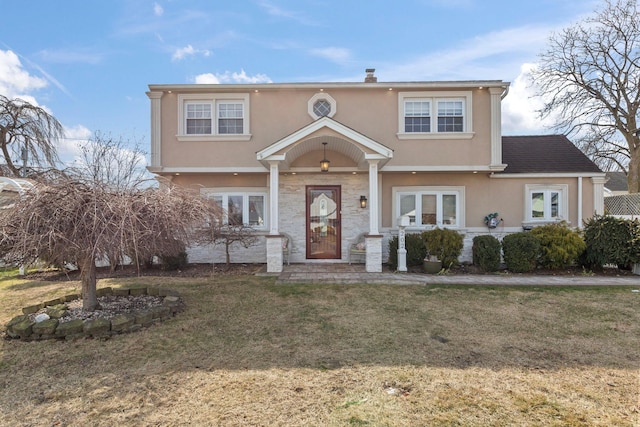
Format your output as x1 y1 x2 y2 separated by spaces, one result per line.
364 68 377 83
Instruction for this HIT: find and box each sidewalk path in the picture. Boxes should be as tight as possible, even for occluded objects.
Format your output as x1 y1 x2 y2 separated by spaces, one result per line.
272 264 640 286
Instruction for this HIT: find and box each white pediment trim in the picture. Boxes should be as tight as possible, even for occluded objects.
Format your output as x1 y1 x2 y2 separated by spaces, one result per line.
256 117 393 166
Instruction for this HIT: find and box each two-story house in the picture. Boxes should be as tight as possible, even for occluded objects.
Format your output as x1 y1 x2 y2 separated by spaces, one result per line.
147 69 606 273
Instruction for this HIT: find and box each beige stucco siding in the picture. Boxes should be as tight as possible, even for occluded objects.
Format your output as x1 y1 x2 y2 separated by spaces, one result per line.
380 173 598 229
172 172 599 231
170 173 268 189
156 86 493 170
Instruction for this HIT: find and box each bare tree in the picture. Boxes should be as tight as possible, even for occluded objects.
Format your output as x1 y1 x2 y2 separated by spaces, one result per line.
211 223 258 268
531 0 640 190
0 136 222 311
61 132 154 270
0 95 64 177
73 132 151 191
0 179 217 311
194 207 258 268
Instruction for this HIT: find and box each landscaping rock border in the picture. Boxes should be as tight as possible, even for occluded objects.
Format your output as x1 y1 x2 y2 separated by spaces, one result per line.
4 287 184 341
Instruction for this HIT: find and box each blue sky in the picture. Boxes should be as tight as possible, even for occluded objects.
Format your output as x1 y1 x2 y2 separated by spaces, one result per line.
0 0 603 162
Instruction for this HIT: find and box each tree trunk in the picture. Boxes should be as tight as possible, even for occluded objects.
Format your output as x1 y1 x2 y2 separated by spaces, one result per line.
628 149 640 193
0 132 20 177
80 257 98 311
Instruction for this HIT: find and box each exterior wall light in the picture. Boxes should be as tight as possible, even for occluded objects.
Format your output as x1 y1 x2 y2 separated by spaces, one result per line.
360 195 367 209
320 142 330 172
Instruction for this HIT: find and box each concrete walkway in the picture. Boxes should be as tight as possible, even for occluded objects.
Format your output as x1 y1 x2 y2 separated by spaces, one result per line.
270 263 640 286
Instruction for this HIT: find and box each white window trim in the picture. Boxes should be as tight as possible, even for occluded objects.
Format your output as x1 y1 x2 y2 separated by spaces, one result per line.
524 184 569 224
201 187 268 229
178 93 251 141
308 92 337 120
397 91 473 140
392 186 465 229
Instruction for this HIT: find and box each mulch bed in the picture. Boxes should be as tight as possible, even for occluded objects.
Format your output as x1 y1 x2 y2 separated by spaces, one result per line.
21 262 635 282
22 263 264 282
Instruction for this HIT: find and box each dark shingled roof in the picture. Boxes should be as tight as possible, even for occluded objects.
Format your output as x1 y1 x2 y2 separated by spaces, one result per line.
605 171 628 191
501 135 602 173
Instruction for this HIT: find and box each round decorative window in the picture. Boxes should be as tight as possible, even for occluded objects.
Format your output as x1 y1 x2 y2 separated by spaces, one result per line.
308 93 337 119
313 99 331 117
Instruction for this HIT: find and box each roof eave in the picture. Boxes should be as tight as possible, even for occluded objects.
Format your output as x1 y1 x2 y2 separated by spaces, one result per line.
148 80 509 92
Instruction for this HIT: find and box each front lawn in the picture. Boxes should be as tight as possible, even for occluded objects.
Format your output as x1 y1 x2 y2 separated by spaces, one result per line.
0 272 638 426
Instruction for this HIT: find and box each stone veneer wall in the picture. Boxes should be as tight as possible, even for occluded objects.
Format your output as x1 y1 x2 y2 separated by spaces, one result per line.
279 173 370 263
185 169 508 266
5 287 184 341
187 241 267 264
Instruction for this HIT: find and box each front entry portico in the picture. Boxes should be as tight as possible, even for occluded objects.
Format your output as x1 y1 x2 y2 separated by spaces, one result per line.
256 117 393 273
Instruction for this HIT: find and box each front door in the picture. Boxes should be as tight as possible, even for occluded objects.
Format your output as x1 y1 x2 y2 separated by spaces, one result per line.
306 185 341 259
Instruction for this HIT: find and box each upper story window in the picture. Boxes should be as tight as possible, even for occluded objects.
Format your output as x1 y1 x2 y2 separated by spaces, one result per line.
525 184 568 223
404 100 431 132
393 186 465 228
308 92 337 120
398 91 473 140
217 102 244 134
178 93 251 141
186 103 212 134
437 100 464 132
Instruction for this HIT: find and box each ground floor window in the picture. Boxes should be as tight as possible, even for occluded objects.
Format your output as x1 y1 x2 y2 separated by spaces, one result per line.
206 191 267 227
525 184 568 222
393 186 464 227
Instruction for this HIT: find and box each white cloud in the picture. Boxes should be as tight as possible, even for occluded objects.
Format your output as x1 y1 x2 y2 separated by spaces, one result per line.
153 2 164 17
171 44 211 61
172 45 195 61
384 24 553 81
58 125 93 165
0 50 48 100
36 48 103 65
501 63 558 135
257 0 317 26
194 70 272 84
310 47 351 65
0 49 94 167
194 73 220 84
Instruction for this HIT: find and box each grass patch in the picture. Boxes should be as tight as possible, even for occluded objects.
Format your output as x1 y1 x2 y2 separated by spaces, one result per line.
0 273 638 425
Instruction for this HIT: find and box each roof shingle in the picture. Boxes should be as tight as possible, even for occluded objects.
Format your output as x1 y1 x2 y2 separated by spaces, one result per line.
501 135 602 174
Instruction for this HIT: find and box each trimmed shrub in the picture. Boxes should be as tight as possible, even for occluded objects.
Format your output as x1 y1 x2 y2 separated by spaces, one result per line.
387 233 427 270
472 235 501 272
530 222 586 269
160 250 188 271
502 232 540 273
422 228 464 268
582 215 640 269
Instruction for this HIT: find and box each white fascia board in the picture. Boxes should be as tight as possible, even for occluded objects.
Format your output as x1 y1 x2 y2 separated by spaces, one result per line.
381 165 495 172
154 167 268 173
149 80 508 92
257 117 393 160
491 172 607 179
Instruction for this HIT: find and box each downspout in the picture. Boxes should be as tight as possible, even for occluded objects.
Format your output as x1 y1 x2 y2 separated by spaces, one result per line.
501 85 509 100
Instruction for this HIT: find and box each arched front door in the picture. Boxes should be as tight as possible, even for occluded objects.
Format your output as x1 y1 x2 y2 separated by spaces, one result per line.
306 185 341 259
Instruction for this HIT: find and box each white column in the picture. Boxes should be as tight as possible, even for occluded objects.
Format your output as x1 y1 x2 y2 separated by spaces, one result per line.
591 176 607 217
269 161 279 235
577 176 583 228
146 91 163 168
368 159 380 235
489 87 505 170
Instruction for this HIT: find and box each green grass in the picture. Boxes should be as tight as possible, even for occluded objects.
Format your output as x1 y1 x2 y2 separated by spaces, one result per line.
0 272 638 426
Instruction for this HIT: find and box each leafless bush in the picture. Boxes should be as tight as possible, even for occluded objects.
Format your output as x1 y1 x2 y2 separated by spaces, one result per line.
0 178 218 310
